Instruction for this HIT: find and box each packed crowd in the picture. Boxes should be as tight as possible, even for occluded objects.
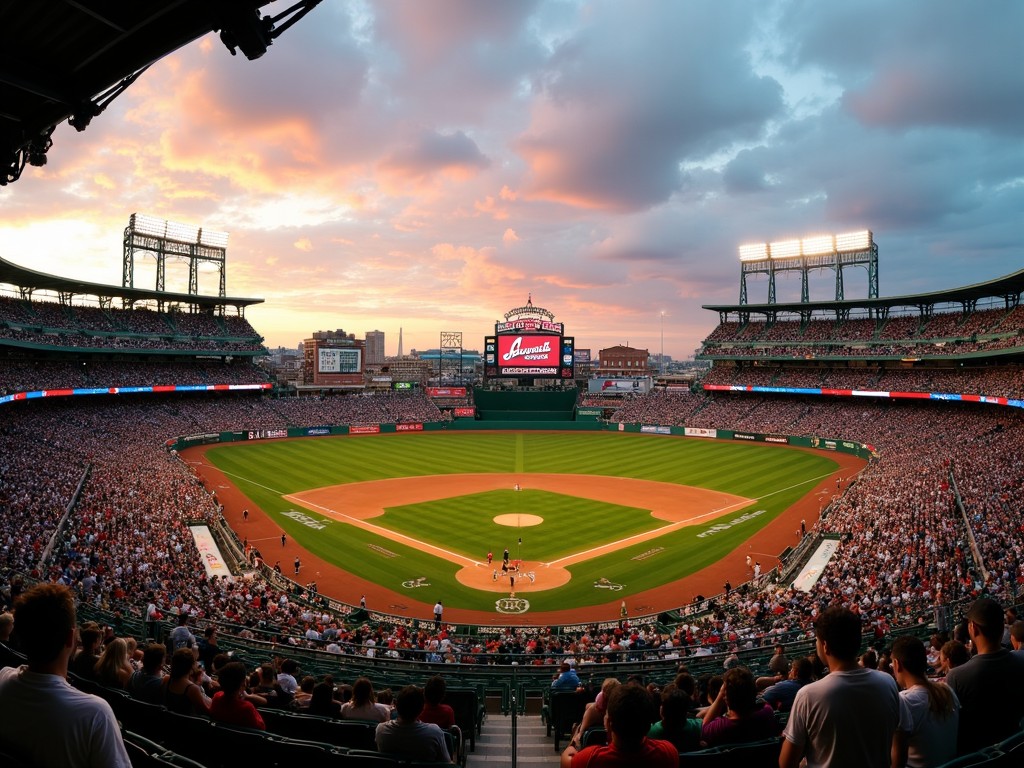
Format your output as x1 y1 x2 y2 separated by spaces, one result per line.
0 358 270 395
698 363 1024 399
0 362 1021 678
0 294 265 353
703 304 1024 346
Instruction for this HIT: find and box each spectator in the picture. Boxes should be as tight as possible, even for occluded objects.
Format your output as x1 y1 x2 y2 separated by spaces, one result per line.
936 640 970 681
68 625 103 681
307 680 342 718
572 677 620 748
209 661 265 730
945 598 1024 756
419 674 456 729
340 676 390 722
375 684 452 763
168 613 196 652
0 583 131 767
762 657 814 713
163 647 212 717
127 643 167 705
890 635 959 768
561 682 677 767
701 666 780 747
648 684 702 752
780 607 899 768
552 661 581 691
1010 621 1024 657
93 637 134 689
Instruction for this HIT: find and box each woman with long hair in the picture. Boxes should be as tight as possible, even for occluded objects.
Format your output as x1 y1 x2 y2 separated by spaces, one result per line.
93 637 134 689
891 635 959 768
340 676 390 722
164 647 212 717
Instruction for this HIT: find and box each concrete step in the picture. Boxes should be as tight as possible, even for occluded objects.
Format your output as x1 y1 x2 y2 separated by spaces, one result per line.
467 715 560 768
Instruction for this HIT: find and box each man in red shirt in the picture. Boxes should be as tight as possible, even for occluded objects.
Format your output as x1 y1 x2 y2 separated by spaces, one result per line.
561 682 677 767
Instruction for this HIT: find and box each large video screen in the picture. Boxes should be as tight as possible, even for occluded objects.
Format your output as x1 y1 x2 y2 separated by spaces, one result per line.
496 334 560 375
318 347 361 374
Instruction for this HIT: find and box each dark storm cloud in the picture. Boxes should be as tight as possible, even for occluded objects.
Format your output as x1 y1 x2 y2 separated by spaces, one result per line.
515 1 785 211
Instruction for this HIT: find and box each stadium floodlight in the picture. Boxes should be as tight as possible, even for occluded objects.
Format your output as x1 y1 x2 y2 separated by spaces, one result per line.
801 234 834 256
165 219 201 244
769 239 802 260
129 213 228 248
739 243 768 261
835 230 872 253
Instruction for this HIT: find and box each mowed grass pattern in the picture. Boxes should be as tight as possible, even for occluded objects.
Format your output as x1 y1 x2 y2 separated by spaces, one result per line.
204 432 838 614
383 489 658 562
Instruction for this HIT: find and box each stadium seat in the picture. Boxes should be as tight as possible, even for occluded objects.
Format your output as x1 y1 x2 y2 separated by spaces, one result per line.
121 730 167 768
716 736 783 767
581 727 608 748
444 687 484 751
547 690 589 751
935 751 1000 768
342 750 404 766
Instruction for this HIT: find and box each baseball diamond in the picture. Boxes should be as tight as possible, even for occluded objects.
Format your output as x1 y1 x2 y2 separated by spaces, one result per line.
187 430 863 624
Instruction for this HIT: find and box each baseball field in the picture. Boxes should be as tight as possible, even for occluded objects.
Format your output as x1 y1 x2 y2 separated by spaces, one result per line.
189 431 854 622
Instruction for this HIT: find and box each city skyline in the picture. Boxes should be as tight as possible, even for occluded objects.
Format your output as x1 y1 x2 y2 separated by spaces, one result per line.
0 1 1020 359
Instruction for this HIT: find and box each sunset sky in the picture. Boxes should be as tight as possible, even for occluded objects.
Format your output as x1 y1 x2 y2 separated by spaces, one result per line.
1 0 1020 359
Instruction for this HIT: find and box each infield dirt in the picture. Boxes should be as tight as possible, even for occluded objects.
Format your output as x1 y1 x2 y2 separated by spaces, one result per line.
184 442 865 625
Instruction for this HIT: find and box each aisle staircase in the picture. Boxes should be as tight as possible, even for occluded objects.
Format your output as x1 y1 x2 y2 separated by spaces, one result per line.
469 714 560 767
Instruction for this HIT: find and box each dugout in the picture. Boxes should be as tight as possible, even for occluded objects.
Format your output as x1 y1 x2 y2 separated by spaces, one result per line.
473 387 577 422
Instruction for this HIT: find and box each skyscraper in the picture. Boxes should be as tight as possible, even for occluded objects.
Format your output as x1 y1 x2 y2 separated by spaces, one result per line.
365 330 385 364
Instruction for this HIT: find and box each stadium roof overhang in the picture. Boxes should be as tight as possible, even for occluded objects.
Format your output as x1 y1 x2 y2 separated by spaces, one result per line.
1 0 322 186
0 256 263 310
703 268 1024 316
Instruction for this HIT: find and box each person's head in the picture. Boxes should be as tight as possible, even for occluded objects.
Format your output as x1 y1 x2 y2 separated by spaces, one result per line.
141 643 167 673
258 664 277 685
672 671 695 698
352 676 375 705
14 583 77 667
791 657 814 682
721 667 757 715
966 598 1005 648
97 637 130 670
310 681 335 709
424 674 447 705
558 661 571 674
169 647 197 680
891 635 928 683
78 626 103 655
217 661 248 695
605 683 656 750
814 607 862 664
659 684 691 725
204 626 217 642
859 648 877 669
280 658 299 676
395 685 426 721
1010 620 1024 651
940 639 969 671
0 612 14 641
177 613 189 627
299 675 316 694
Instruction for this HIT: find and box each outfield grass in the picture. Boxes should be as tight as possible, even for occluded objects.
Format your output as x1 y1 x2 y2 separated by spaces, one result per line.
204 432 838 613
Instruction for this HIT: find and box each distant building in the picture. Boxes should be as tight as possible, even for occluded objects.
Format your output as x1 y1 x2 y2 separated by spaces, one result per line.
597 345 651 376
303 329 365 387
365 330 385 364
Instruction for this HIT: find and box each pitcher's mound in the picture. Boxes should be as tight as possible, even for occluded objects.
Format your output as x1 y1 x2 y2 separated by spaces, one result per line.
493 514 544 527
